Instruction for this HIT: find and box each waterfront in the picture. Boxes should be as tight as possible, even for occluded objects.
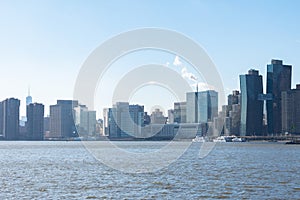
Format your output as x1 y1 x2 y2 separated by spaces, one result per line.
0 141 299 199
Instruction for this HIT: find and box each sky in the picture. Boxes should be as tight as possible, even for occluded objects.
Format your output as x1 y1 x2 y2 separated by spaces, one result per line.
0 0 299 118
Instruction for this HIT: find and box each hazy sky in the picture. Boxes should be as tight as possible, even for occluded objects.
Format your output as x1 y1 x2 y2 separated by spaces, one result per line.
0 0 299 118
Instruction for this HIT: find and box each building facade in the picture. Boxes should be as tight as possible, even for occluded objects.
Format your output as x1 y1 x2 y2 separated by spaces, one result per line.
173 102 186 123
0 98 20 140
74 105 96 137
266 59 292 134
186 90 218 123
240 69 263 136
150 109 167 124
108 102 144 138
26 103 44 140
49 100 78 139
282 84 300 134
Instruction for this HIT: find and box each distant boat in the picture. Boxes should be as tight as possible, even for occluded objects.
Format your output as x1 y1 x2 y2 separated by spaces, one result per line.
192 136 206 142
213 136 227 142
213 135 245 143
286 139 300 145
232 137 243 142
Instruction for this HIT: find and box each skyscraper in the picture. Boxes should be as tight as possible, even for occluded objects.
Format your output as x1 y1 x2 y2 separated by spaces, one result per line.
26 87 32 106
49 100 78 139
186 90 218 123
0 98 20 140
74 105 96 137
281 84 300 134
227 91 241 135
173 102 187 123
240 69 263 136
266 59 292 135
26 103 44 140
108 102 144 138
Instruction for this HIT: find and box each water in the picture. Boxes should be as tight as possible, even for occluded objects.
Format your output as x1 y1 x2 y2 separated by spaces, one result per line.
0 141 299 199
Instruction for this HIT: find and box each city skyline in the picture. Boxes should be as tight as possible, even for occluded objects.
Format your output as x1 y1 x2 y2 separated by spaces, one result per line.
0 58 299 140
0 57 299 120
1 1 300 118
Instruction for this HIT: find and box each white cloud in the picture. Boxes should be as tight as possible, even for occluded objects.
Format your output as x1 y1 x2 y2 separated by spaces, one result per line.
191 82 216 91
173 55 182 66
181 67 198 82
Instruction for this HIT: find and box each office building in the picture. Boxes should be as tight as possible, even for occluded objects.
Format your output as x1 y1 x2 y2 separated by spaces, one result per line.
0 98 20 140
108 102 144 138
186 90 218 123
26 103 44 140
26 88 32 106
150 109 167 124
173 102 187 123
282 84 300 134
266 59 292 134
240 69 263 136
168 109 174 124
74 105 96 137
227 91 241 136
49 100 78 139
103 108 109 136
44 116 50 134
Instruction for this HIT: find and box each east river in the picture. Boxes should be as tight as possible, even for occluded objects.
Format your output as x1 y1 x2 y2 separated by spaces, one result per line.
0 141 299 199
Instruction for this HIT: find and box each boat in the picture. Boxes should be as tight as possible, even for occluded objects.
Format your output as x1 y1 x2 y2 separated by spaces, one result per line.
286 139 300 145
213 135 245 143
213 136 227 142
192 136 206 142
232 137 243 142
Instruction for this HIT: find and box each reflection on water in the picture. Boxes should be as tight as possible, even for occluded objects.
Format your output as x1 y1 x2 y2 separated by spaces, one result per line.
0 141 299 199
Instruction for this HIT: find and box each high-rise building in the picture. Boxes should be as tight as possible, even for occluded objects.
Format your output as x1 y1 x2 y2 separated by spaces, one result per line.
266 59 292 135
0 98 20 140
228 90 240 107
108 102 144 138
26 87 32 106
103 108 109 136
49 100 78 139
150 109 167 124
229 104 241 136
44 116 50 136
168 109 174 124
173 102 187 123
281 84 300 134
186 90 218 123
26 103 44 140
227 91 241 135
240 69 263 136
74 105 96 137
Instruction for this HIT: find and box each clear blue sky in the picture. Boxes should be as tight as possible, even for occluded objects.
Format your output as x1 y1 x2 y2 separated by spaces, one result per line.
0 0 299 118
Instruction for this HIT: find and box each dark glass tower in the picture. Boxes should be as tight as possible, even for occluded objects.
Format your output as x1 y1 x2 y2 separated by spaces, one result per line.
0 98 20 140
266 59 292 135
240 70 263 136
26 103 44 140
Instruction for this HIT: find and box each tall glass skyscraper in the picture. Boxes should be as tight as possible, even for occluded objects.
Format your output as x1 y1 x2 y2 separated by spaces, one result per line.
26 87 32 106
266 59 292 135
240 69 263 136
186 90 218 123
